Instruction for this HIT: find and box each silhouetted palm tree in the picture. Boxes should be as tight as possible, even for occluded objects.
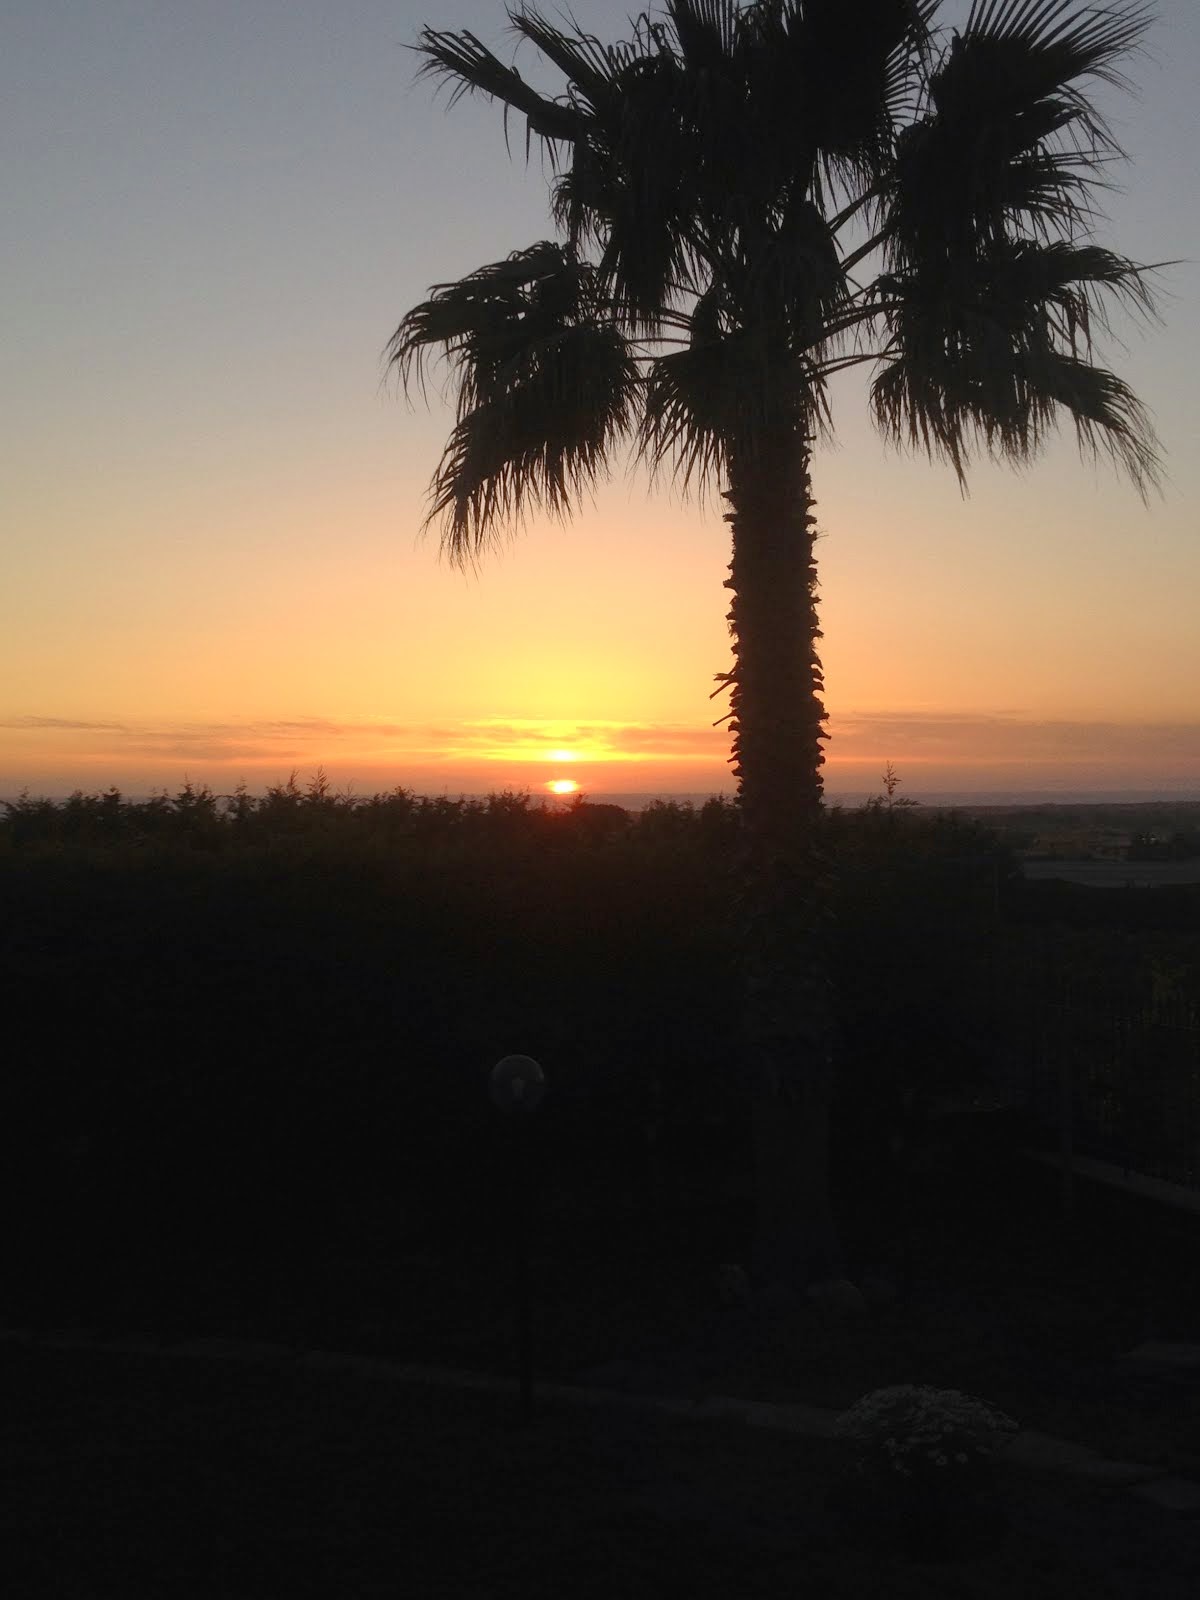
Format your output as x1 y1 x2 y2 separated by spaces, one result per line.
388 0 1160 1290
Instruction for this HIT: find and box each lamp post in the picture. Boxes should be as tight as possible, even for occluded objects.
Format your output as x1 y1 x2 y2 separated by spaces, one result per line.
490 1054 545 1421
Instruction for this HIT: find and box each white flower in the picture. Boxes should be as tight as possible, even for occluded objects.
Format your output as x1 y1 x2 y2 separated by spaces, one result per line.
835 1384 1018 1470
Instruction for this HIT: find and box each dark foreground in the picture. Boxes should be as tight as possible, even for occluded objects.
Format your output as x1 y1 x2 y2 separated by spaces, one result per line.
3 1342 1198 1599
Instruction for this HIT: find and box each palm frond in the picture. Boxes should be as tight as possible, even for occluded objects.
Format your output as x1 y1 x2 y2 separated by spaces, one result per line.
385 241 574 397
640 330 830 498
896 1 1154 253
881 0 943 121
870 234 1161 494
991 238 1158 345
964 0 1151 95
756 0 942 204
589 51 715 330
550 141 608 252
430 319 640 562
388 241 640 561
509 8 624 116
1042 350 1159 490
638 346 731 497
415 26 581 144
665 0 741 71
737 197 851 354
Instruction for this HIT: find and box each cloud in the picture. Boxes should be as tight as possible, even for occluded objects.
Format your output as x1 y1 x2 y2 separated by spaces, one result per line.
828 710 1200 767
4 708 1196 790
262 718 418 740
1 715 433 765
454 719 727 761
1 715 129 732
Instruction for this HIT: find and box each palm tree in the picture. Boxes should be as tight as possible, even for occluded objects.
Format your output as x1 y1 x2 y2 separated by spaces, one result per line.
387 0 1161 1291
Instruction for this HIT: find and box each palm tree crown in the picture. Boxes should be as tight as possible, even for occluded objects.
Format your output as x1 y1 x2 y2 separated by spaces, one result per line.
390 0 1159 563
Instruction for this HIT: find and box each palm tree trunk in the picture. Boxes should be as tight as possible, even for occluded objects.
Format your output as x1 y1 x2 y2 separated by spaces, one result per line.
724 425 840 1291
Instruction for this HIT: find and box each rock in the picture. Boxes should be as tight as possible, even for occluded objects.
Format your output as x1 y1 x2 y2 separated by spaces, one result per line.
173 1337 293 1365
759 1280 802 1316
1119 1341 1200 1371
858 1272 899 1309
1131 1477 1200 1516
714 1263 750 1308
572 1359 635 1389
806 1278 867 1316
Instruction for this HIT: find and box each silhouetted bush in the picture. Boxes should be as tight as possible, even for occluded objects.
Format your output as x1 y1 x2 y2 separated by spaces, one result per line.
0 778 1089 1312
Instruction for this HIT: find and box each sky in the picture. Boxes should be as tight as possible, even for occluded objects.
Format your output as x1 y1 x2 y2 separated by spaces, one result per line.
3 0 1198 803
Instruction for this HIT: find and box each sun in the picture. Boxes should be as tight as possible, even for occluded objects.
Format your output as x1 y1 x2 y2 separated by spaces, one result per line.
547 778 579 796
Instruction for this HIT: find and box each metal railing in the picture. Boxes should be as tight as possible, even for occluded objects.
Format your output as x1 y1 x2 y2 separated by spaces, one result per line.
1020 994 1200 1194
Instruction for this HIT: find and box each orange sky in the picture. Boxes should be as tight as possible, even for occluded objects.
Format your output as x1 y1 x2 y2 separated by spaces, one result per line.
3 2 1199 803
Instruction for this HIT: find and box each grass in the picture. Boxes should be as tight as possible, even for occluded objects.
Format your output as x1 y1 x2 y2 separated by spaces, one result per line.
18 1155 1199 1475
3 1341 1199 1599
6 1145 1200 1594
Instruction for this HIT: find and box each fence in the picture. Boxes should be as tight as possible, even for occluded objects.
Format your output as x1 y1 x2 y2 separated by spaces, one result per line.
1018 992 1200 1195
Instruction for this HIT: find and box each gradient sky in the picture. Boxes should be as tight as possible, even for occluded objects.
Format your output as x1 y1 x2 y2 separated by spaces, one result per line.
4 0 1198 801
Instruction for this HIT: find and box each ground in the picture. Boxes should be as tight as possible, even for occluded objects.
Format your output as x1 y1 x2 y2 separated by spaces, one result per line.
3 1341 1198 1598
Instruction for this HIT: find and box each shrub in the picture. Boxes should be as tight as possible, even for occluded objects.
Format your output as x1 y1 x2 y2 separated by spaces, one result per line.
836 1384 1018 1483
832 1385 1018 1559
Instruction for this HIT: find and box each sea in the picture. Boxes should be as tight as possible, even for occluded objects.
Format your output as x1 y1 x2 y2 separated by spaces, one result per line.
579 789 1199 811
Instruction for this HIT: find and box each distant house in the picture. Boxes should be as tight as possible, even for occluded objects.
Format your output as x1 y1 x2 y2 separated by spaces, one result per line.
1095 833 1133 860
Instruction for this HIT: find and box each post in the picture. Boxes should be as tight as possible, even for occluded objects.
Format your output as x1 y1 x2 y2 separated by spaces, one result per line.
1059 1050 1075 1228
514 1116 533 1420
489 1055 545 1424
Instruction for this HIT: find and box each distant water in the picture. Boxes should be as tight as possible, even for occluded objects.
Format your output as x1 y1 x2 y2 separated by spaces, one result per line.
580 789 1198 811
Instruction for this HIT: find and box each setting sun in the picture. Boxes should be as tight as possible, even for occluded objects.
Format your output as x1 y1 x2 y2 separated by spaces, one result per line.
547 779 579 796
